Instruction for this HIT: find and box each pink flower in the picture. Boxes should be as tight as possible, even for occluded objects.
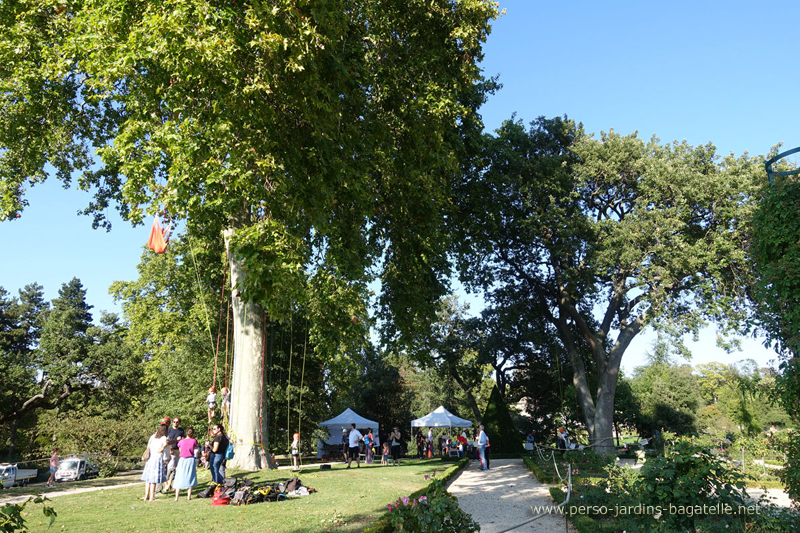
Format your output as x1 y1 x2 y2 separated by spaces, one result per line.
401 497 410 506
424 474 430 480
418 496 427 502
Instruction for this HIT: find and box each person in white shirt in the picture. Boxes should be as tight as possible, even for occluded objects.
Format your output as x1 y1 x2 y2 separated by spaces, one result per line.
347 423 364 468
477 424 490 470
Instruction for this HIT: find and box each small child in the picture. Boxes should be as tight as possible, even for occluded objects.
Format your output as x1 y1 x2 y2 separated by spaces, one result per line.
201 441 211 468
381 442 390 466
291 432 300 471
206 387 217 423
220 387 231 420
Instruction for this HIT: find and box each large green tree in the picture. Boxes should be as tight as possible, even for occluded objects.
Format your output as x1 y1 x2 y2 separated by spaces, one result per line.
454 116 761 453
631 360 703 437
0 284 46 457
1 279 142 457
0 0 499 469
750 153 800 502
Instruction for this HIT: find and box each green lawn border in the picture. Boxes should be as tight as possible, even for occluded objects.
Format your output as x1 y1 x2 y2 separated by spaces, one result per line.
522 455 556 484
361 458 469 533
549 487 619 533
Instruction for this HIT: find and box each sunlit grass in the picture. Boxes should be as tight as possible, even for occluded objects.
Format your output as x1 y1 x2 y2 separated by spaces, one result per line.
22 459 453 533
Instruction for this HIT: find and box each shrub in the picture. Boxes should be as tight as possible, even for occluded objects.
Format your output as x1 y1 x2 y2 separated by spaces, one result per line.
385 474 478 533
779 431 800 504
562 449 614 471
481 385 520 453
0 497 56 532
629 438 751 532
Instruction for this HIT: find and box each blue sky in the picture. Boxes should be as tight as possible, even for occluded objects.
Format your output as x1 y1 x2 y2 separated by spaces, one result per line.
1 0 795 373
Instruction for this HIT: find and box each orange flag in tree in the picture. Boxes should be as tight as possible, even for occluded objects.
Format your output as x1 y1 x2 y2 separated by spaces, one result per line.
147 215 170 254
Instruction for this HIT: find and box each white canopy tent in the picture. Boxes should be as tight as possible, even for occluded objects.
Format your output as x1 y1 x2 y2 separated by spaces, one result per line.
411 406 472 441
317 408 379 458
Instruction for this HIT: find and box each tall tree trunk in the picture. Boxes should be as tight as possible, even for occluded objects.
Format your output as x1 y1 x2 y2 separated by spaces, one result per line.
592 372 618 454
53 406 59 443
449 366 483 423
8 419 18 460
224 228 276 471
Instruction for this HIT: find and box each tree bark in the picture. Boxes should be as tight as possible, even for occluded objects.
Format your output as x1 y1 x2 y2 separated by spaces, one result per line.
448 365 483 423
8 419 17 460
224 228 276 471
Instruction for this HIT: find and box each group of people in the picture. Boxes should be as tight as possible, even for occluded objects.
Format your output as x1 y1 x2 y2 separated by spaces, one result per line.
415 429 471 459
338 423 491 472
141 417 230 501
340 424 404 467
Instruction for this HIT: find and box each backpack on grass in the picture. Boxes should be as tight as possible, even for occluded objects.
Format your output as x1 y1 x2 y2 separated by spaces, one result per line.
197 482 218 499
285 477 302 492
211 486 231 506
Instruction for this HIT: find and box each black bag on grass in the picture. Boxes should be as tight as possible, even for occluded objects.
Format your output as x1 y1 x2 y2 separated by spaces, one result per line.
197 482 218 499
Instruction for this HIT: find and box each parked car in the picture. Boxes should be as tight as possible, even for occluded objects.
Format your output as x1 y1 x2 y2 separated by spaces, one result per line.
54 457 99 482
0 463 38 489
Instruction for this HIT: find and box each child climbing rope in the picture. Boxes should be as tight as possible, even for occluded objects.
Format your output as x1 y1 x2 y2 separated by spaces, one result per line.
220 387 230 420
207 387 217 423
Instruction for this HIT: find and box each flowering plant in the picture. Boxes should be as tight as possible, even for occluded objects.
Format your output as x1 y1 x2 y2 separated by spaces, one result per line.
386 473 478 533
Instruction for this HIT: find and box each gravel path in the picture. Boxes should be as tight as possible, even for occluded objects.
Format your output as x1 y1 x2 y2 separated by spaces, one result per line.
447 458 576 533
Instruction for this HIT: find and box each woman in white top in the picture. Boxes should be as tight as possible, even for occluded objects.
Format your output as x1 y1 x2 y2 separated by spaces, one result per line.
141 424 169 501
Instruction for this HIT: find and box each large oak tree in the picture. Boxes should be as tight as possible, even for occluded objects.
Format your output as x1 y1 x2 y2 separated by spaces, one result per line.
454 116 761 453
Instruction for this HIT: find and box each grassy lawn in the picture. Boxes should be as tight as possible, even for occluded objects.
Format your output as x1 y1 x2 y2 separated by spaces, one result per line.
18 459 454 533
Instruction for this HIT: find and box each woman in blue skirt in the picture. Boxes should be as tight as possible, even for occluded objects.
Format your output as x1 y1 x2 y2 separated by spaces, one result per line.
173 427 199 501
141 424 169 501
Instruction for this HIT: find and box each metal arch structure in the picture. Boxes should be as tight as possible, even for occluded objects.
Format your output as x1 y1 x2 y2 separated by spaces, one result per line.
765 146 800 186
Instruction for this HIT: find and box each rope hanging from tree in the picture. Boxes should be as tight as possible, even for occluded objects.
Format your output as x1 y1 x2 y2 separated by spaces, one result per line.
297 319 308 468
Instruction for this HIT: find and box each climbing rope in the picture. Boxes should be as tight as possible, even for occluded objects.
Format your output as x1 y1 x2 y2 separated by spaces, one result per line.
186 233 215 357
297 319 308 468
210 256 228 392
287 311 293 449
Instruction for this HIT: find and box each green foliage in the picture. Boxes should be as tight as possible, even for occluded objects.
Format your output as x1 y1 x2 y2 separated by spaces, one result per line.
345 347 412 435
453 115 762 452
53 413 151 458
405 296 492 422
779 431 800 503
752 176 800 356
632 439 750 532
564 450 615 472
0 497 56 532
478 299 569 439
631 360 704 436
522 455 556 484
481 385 519 453
1 279 143 458
385 472 478 533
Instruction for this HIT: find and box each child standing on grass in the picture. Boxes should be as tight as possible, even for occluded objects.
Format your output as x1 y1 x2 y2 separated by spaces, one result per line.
381 441 390 466
291 433 300 471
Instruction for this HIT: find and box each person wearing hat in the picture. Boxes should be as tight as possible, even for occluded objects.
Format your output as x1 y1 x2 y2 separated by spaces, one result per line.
206 387 217 423
162 417 185 493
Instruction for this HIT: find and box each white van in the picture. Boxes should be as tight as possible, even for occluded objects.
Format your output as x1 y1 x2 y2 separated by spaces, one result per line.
54 457 99 482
